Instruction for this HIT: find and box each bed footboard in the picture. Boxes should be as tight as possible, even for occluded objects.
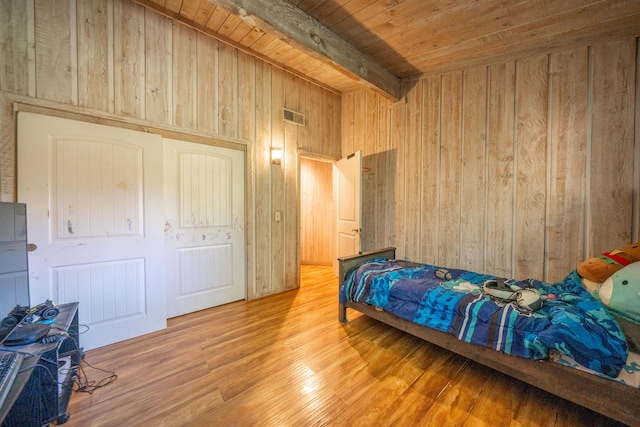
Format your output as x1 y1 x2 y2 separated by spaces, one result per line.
337 247 395 322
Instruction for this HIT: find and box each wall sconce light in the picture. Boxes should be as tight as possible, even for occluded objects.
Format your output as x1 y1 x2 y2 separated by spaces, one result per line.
271 148 283 165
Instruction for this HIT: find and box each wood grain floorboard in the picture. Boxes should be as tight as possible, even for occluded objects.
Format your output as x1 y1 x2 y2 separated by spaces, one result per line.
64 265 626 426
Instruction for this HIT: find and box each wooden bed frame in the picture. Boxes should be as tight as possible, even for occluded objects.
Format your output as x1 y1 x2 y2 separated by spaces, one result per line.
338 247 639 426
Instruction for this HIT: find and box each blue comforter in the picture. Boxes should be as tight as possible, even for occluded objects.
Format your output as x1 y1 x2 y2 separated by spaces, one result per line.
340 258 628 377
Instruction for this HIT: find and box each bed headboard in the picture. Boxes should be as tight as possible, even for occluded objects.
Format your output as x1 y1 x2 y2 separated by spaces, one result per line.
337 247 396 284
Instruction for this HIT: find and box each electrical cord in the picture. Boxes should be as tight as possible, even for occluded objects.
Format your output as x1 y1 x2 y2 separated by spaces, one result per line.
29 355 117 396
74 358 117 394
18 324 117 395
61 326 118 394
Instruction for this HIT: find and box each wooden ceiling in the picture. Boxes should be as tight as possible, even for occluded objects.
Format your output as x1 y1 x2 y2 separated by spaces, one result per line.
136 0 640 100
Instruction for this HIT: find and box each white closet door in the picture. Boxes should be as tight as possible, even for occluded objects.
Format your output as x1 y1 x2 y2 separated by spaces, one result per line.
18 112 166 350
163 138 245 318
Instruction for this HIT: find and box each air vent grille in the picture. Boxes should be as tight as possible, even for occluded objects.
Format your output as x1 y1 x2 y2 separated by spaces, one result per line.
283 108 305 126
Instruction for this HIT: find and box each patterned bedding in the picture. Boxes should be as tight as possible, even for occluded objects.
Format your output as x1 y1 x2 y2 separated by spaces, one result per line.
340 258 628 377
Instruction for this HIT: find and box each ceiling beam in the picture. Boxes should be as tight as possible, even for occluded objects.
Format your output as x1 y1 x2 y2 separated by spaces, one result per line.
132 0 342 97
210 0 402 101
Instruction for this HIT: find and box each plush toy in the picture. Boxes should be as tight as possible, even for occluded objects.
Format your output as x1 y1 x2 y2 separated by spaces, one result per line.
577 241 640 286
590 262 640 323
482 279 548 312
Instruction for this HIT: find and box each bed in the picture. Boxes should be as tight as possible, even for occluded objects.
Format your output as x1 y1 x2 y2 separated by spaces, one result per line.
338 247 640 426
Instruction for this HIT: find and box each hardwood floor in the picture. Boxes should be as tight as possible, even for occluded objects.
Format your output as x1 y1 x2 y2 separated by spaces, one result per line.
65 265 625 426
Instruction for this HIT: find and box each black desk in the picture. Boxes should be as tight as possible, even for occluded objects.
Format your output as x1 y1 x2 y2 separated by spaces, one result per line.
0 302 81 426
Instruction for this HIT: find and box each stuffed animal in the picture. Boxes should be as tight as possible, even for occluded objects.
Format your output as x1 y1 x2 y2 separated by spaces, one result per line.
577 241 640 286
590 262 640 323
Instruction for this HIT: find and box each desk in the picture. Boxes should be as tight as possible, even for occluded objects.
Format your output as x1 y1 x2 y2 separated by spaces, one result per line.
0 303 81 426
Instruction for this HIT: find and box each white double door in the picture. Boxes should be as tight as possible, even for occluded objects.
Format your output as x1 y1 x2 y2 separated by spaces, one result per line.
18 113 244 350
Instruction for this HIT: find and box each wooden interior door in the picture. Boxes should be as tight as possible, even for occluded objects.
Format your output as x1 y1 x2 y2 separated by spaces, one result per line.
17 112 166 350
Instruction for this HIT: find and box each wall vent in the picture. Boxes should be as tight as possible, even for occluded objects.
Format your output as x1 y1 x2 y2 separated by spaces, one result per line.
283 108 305 126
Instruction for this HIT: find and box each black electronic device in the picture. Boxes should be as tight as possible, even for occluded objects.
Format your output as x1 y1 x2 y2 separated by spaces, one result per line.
0 202 30 317
0 350 24 409
1 324 50 347
2 300 59 327
0 327 13 342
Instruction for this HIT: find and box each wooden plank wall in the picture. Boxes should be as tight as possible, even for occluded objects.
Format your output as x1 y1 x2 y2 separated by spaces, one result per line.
0 0 342 299
345 37 640 282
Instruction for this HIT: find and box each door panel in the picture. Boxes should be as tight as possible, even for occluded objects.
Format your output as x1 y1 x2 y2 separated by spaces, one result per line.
334 151 362 274
17 112 166 350
163 138 245 317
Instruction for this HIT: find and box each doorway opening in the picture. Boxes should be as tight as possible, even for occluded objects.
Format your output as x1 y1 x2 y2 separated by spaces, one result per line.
299 156 334 267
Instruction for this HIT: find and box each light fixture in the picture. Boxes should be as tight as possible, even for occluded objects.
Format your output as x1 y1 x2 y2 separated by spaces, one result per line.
271 148 283 165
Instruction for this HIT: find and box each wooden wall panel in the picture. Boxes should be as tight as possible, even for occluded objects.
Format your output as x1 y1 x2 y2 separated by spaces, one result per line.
113 0 145 119
253 60 272 296
439 72 463 267
145 10 172 123
460 66 487 273
35 0 75 104
341 92 355 157
218 43 238 137
0 100 15 199
589 39 637 253
365 92 379 247
0 0 342 301
77 0 111 112
361 92 376 250
270 66 286 290
327 88 340 158
375 93 391 250
324 90 337 158
295 79 310 152
172 22 196 129
0 0 32 96
514 55 548 280
404 82 422 261
352 37 639 281
284 73 299 289
420 77 441 265
310 81 325 153
330 91 342 159
547 48 588 278
237 51 255 142
485 62 516 278
390 99 406 260
195 33 218 133
353 91 366 154
304 82 318 154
